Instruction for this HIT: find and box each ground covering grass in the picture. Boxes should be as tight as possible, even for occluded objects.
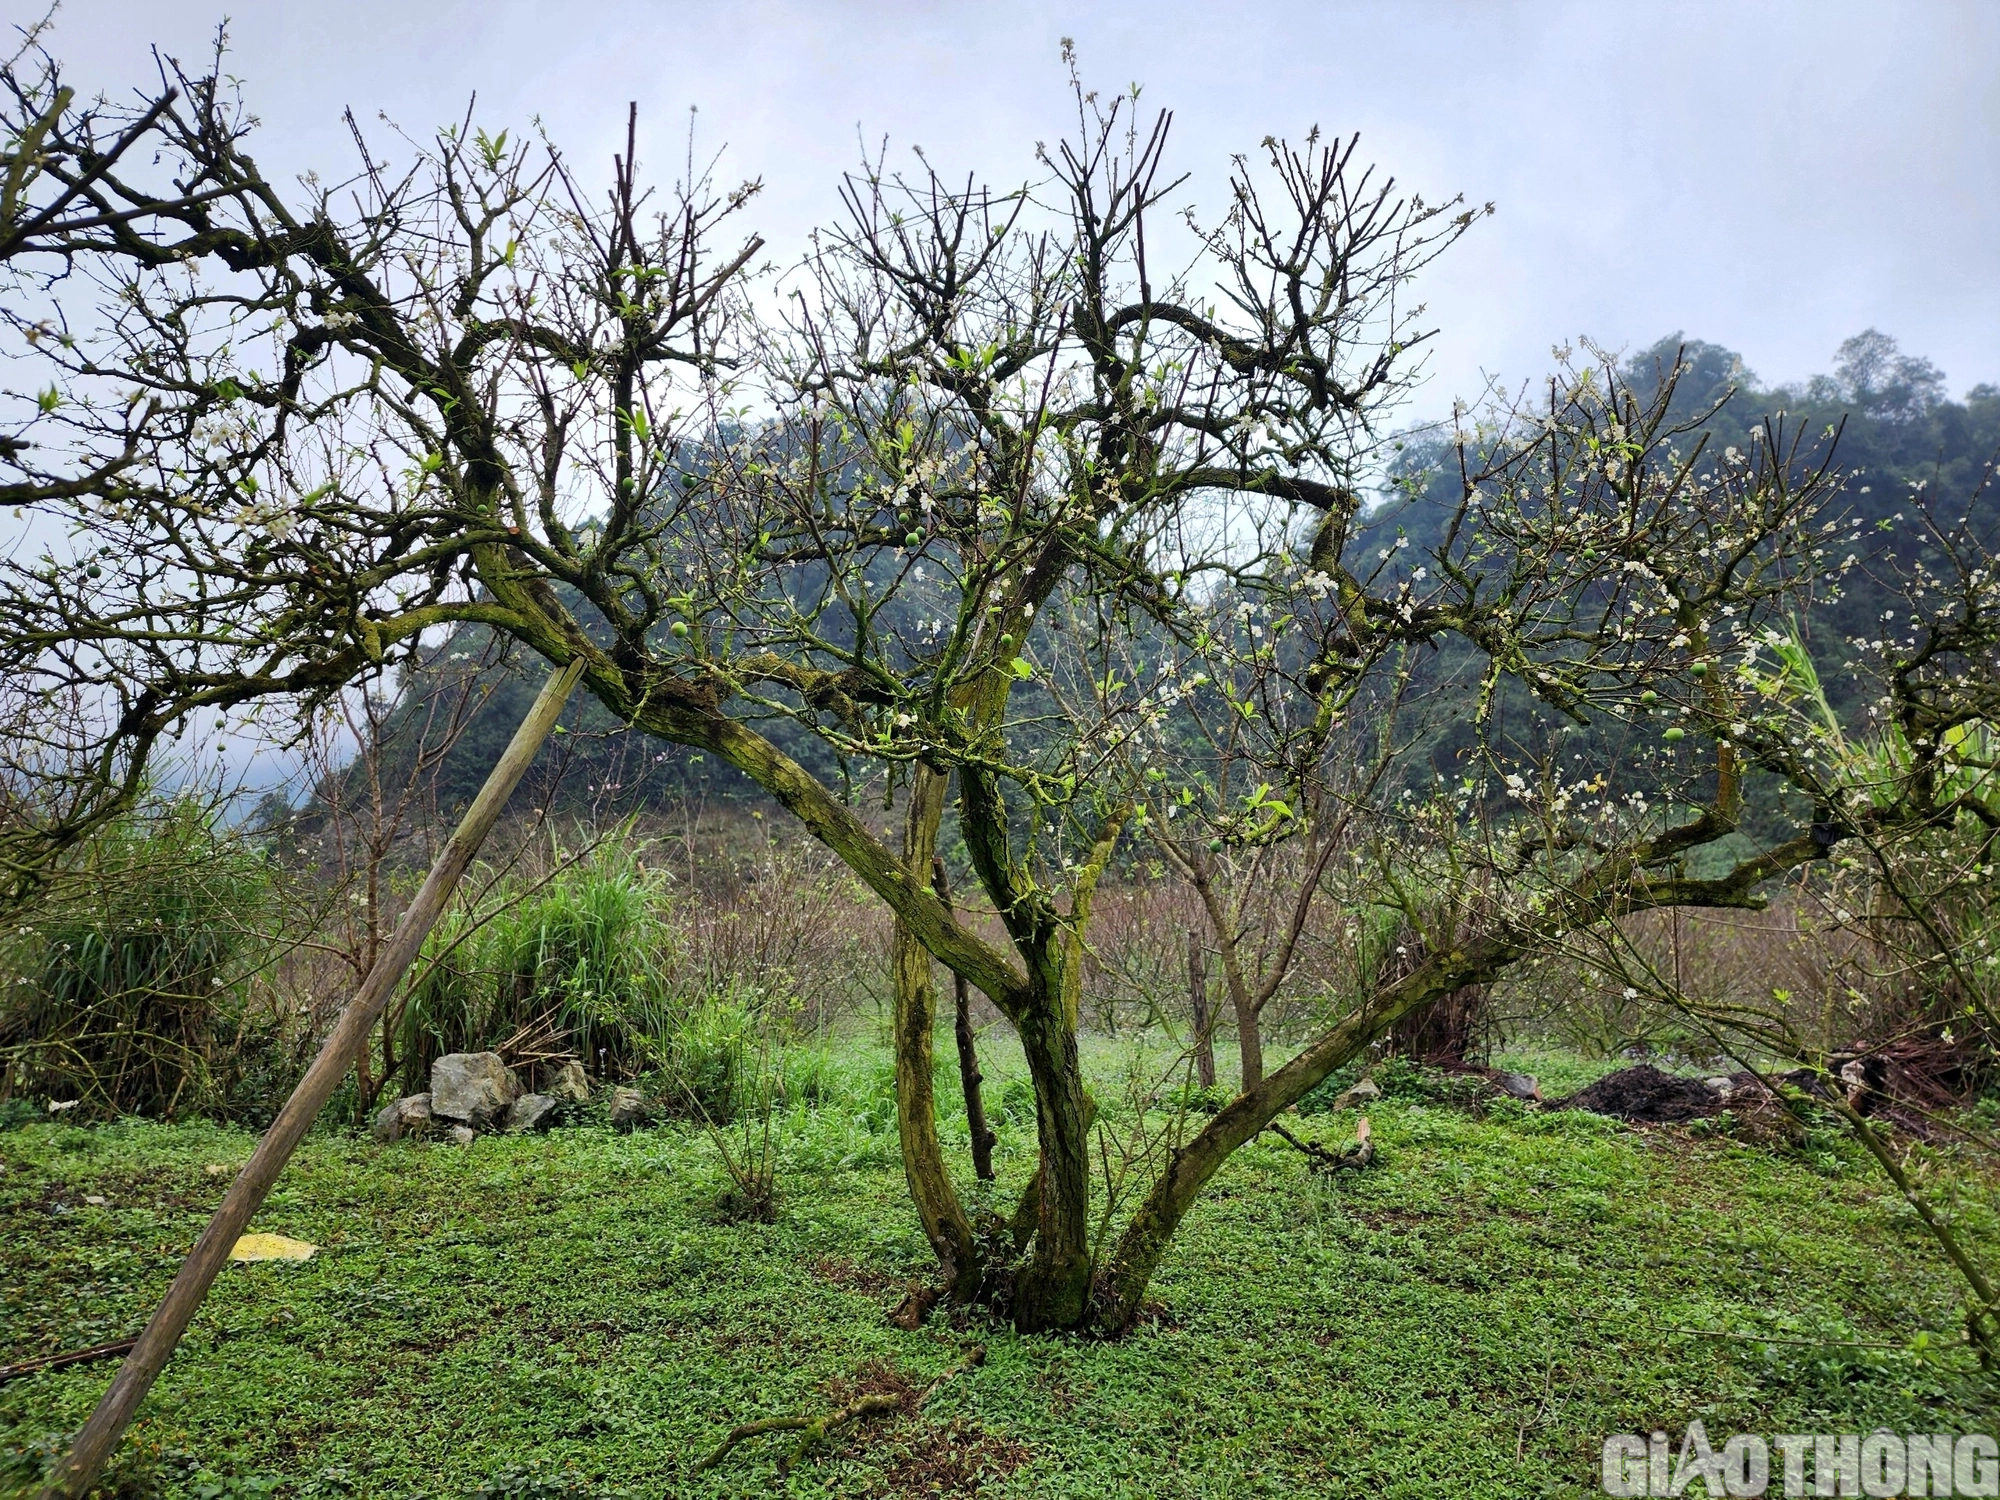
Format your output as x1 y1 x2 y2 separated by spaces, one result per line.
3 1036 1997 1498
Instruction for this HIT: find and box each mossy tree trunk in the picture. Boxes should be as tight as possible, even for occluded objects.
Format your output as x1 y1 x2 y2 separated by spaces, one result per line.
890 769 981 1300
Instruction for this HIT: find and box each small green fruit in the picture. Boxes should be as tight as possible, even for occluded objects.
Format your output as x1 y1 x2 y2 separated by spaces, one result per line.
84 564 102 579
905 531 923 548
670 620 689 639
1640 690 1658 706
998 633 1014 650
1207 838 1224 853
1690 661 1708 677
1663 726 1685 743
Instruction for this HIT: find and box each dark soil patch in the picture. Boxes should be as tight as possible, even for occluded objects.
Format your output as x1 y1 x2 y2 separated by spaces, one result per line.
1550 1065 1722 1123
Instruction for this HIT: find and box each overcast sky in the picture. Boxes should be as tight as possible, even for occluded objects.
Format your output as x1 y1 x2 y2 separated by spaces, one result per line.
29 0 2000 421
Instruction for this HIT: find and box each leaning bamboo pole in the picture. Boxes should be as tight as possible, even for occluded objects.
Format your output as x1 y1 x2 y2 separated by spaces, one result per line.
40 657 585 1499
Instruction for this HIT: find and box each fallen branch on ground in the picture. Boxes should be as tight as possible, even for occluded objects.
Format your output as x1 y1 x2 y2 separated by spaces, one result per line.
1265 1116 1375 1174
696 1344 986 1476
0 1339 139 1385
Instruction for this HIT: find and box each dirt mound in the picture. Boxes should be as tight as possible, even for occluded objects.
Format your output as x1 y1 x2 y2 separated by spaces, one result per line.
1550 1065 1724 1123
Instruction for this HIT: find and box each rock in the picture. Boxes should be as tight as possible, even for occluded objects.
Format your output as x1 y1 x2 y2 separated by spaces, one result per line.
1331 1077 1382 1110
447 1124 478 1147
504 1093 558 1134
371 1093 434 1144
1703 1076 1735 1093
609 1086 651 1132
549 1059 591 1104
429 1052 519 1128
1491 1071 1542 1102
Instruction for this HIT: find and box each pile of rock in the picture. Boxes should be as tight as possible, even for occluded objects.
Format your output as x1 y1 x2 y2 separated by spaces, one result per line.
372 1053 592 1145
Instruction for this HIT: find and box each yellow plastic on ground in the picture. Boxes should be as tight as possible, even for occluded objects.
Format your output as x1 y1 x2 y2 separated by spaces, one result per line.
228 1233 316 1262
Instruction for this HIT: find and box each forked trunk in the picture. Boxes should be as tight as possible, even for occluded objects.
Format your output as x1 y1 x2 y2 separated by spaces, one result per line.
1094 950 1503 1332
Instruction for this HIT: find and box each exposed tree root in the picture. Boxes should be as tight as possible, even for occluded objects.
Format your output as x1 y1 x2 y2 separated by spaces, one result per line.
1265 1115 1374 1174
696 1345 986 1477
888 1280 941 1331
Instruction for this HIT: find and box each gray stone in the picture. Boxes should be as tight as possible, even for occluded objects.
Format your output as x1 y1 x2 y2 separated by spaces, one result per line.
447 1124 477 1147
549 1059 591 1104
429 1052 519 1127
1331 1077 1382 1110
504 1093 558 1135
371 1093 433 1144
1704 1076 1735 1093
609 1086 651 1132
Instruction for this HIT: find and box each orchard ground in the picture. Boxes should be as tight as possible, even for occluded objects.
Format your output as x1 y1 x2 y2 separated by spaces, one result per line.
3 1037 1996 1499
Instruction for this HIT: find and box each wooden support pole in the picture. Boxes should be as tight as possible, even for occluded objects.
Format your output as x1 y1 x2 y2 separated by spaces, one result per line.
40 658 585 1500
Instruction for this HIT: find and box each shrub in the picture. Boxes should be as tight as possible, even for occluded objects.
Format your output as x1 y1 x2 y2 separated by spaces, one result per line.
649 989 758 1123
0 799 274 1119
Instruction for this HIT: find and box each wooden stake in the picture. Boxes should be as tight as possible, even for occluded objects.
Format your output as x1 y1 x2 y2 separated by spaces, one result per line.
40 658 585 1499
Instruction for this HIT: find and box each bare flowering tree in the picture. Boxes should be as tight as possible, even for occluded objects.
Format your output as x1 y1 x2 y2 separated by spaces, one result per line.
1100 564 1415 1092
0 36 228 893
5 33 1992 1340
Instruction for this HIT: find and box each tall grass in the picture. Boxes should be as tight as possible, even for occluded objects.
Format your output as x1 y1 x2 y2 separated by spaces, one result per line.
0 799 276 1118
391 843 804 1122
395 848 668 1095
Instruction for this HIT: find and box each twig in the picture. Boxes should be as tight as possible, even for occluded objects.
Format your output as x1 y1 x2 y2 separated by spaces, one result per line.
696 1345 986 1476
0 1338 138 1384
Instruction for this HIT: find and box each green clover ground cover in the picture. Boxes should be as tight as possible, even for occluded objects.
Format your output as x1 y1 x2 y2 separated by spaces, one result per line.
3 1040 1996 1498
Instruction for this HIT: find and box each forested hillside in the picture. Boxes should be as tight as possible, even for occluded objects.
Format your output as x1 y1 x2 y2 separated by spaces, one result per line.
332 330 1997 841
